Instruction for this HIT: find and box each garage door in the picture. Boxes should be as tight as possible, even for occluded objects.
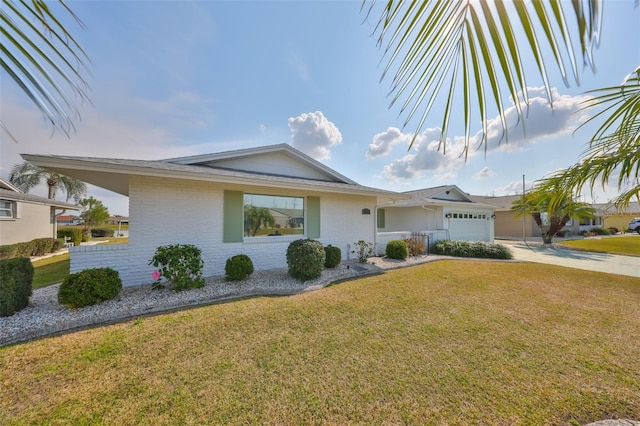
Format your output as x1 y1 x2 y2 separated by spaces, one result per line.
448 212 490 241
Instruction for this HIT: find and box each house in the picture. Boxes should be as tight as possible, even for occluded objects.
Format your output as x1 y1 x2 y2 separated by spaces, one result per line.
376 185 496 254
469 194 608 239
0 177 79 246
22 144 407 287
596 202 640 231
56 215 81 226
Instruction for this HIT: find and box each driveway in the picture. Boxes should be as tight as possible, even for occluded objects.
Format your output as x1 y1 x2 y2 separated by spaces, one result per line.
501 240 640 278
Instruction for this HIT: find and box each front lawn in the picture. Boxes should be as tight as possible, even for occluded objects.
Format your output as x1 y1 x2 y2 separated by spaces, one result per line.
31 254 69 289
558 235 640 256
1 261 638 424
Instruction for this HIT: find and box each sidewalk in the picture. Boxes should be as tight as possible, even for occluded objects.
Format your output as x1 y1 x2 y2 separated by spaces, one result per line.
501 240 640 278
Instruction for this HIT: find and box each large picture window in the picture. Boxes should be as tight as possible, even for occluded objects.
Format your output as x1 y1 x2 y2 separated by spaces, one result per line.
243 194 304 237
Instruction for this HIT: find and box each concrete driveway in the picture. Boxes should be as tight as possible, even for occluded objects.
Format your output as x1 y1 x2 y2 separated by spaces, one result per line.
501 240 640 278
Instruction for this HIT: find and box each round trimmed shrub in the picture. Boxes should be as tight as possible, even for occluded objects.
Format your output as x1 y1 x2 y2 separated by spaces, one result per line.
324 245 342 268
386 239 408 260
58 267 122 308
286 239 326 281
0 258 34 317
225 254 254 281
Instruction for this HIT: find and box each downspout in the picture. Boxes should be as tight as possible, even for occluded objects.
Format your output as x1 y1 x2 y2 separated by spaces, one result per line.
52 208 67 240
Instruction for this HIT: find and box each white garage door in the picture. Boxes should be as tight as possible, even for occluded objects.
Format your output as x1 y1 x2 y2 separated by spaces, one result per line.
448 212 490 242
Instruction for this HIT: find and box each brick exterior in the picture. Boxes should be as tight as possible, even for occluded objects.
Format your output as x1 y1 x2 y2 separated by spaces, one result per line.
71 176 377 287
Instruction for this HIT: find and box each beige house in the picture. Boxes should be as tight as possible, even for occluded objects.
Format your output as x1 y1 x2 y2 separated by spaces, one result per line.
0 178 78 245
596 202 640 231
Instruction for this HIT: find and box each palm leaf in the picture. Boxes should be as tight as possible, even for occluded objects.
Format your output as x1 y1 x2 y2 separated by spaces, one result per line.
1 0 91 138
366 0 599 152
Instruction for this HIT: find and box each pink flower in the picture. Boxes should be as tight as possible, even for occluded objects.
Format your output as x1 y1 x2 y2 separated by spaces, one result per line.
152 270 161 280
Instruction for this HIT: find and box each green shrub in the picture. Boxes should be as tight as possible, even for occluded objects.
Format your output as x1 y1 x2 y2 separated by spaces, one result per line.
0 258 34 317
149 244 205 291
15 241 36 257
53 238 66 252
386 239 408 260
287 239 326 281
324 245 342 268
0 244 18 260
225 254 254 281
90 228 115 238
58 268 122 308
32 238 56 256
58 227 83 246
404 237 426 256
432 240 513 259
351 240 374 263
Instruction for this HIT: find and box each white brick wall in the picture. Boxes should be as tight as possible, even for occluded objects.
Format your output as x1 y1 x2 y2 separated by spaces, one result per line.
70 176 378 287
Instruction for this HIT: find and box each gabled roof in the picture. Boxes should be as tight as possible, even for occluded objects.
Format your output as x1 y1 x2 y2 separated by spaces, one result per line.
0 188 78 209
21 144 407 202
165 144 357 185
468 194 523 211
593 202 640 215
394 185 494 209
0 177 22 193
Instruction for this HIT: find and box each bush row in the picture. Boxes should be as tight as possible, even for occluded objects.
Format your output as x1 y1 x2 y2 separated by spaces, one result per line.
57 227 83 246
432 240 513 259
0 238 63 260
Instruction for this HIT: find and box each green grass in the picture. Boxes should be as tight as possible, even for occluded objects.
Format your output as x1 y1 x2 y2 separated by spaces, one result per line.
31 239 128 289
1 261 639 425
31 254 69 289
558 235 640 256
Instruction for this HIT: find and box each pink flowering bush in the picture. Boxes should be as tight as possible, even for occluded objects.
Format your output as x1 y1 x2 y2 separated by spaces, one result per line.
148 244 205 291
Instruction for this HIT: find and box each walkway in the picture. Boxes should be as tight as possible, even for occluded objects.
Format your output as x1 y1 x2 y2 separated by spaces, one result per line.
501 240 640 278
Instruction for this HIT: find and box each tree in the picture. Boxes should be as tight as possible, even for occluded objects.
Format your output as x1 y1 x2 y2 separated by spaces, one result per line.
9 161 86 202
367 1 638 207
537 68 640 209
1 0 91 139
244 205 275 237
511 186 595 244
79 196 109 231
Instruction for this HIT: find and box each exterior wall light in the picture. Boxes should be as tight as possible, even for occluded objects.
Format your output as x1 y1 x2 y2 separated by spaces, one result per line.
491 214 496 219
445 212 452 218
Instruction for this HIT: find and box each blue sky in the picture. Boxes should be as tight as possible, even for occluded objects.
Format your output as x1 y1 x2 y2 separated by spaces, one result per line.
1 1 638 216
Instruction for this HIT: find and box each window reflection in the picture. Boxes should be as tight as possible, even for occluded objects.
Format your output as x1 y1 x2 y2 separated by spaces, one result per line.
243 194 304 237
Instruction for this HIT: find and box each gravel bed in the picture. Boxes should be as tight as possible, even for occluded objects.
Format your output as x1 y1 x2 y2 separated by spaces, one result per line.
0 261 386 347
0 255 452 347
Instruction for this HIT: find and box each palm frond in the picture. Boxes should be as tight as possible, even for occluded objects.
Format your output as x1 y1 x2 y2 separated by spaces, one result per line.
1 0 91 138
366 0 601 151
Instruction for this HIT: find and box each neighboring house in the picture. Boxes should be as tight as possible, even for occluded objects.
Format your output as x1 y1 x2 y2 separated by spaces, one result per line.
23 144 406 287
56 215 81 226
0 177 79 246
469 194 608 238
376 185 496 254
596 202 640 231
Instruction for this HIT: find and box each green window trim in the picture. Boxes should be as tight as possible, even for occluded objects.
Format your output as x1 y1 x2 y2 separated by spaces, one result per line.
307 196 320 239
223 190 244 242
377 208 385 229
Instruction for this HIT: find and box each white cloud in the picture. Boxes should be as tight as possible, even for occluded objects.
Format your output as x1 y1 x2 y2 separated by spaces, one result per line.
287 53 312 83
380 133 466 181
374 87 592 184
288 111 342 160
481 86 591 153
493 180 533 196
366 127 411 159
474 166 495 179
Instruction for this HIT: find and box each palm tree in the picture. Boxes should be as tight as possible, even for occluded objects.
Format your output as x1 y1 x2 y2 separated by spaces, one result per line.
511 186 595 244
1 0 91 139
367 0 638 206
9 161 86 202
